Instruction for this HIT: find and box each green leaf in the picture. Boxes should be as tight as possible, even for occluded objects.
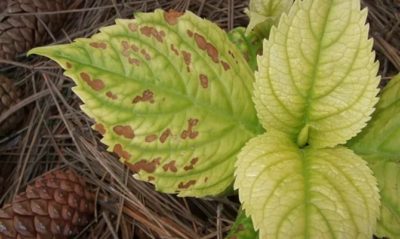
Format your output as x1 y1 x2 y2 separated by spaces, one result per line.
227 27 262 71
235 131 380 239
29 10 263 197
349 74 400 160
226 208 259 239
348 74 400 239
254 0 380 148
245 0 293 38
365 158 400 239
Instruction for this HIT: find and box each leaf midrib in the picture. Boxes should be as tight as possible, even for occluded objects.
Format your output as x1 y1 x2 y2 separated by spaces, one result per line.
303 1 334 128
301 150 311 239
60 51 261 136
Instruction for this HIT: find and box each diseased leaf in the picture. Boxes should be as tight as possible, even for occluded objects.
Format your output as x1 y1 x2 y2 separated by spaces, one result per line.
254 0 380 148
235 131 380 239
226 208 259 239
348 74 400 239
29 10 263 197
245 0 293 38
349 74 400 160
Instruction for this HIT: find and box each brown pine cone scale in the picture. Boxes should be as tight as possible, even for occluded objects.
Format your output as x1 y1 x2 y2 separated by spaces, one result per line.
0 169 95 239
0 75 23 135
0 0 67 61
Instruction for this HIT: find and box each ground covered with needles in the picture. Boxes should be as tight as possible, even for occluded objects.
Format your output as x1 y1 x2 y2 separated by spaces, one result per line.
0 0 399 238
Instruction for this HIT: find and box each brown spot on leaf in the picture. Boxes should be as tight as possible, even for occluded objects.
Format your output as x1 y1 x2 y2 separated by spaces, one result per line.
131 44 139 52
189 132 198 139
128 57 141 66
194 33 207 50
194 33 219 63
66 62 72 69
160 129 171 143
132 90 155 104
80 72 105 91
121 41 130 56
199 74 209 89
140 26 164 43
106 91 118 100
122 41 140 57
90 79 105 91
128 158 161 173
181 118 199 140
181 131 188 139
140 26 152 37
204 177 208 183
181 50 191 66
122 41 130 50
94 123 106 135
171 44 179 56
148 176 155 181
207 46 219 63
191 157 199 165
128 23 138 32
90 42 107 49
145 134 157 143
184 157 199 171
140 49 151 60
80 72 90 82
178 180 196 189
113 125 135 139
184 164 193 171
162 160 177 172
187 30 193 37
184 165 193 171
113 144 131 160
221 61 231 71
164 10 184 25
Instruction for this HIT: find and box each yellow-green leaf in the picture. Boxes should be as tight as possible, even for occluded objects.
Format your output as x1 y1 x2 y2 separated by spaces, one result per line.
349 74 400 160
348 74 400 238
365 158 400 239
254 0 380 148
235 131 380 239
29 10 263 197
245 0 293 38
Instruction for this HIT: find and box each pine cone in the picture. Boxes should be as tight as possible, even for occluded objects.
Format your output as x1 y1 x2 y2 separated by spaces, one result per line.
0 169 95 239
0 75 23 135
0 2 7 13
0 0 67 61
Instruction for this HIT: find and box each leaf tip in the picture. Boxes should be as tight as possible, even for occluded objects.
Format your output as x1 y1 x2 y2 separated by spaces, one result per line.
27 46 49 57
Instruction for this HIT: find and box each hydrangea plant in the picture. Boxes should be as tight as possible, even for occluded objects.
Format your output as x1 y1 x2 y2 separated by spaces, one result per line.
29 0 400 238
